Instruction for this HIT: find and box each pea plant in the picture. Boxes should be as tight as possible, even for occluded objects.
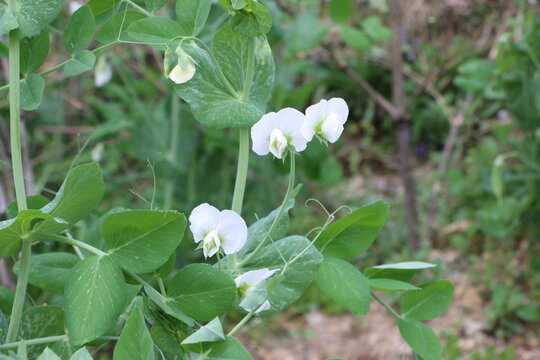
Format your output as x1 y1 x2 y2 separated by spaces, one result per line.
0 1 455 359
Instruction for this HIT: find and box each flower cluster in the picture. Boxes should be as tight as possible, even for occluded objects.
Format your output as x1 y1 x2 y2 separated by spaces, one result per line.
251 98 349 158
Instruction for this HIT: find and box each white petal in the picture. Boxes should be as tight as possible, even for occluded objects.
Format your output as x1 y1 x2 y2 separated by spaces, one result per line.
95 63 112 88
169 62 196 84
251 112 279 156
254 300 271 313
326 97 349 124
302 100 327 141
269 128 288 159
321 114 344 143
274 108 307 152
189 203 220 243
217 210 247 255
202 229 221 258
234 268 279 288
300 115 316 142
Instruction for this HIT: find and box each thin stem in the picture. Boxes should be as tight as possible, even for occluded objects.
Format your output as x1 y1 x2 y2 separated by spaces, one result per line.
240 152 295 266
122 0 152 16
6 25 29 344
45 234 107 257
6 239 31 342
158 278 166 296
0 335 66 350
227 308 256 336
231 129 250 214
371 291 402 320
8 29 26 209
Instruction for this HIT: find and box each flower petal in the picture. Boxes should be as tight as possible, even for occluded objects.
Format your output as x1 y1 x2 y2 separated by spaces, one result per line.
189 203 220 243
326 97 349 124
169 62 196 84
251 112 279 156
234 268 279 288
302 100 327 141
321 114 344 143
217 210 248 255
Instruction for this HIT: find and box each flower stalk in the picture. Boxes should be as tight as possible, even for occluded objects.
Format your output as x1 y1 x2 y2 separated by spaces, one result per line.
6 22 30 343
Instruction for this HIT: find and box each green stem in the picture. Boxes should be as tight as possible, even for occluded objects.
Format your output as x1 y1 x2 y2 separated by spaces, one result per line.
231 129 250 214
122 0 152 16
0 335 66 350
227 308 256 336
157 278 167 296
45 234 108 257
371 291 402 320
6 25 29 344
6 239 31 343
164 98 180 210
239 152 295 266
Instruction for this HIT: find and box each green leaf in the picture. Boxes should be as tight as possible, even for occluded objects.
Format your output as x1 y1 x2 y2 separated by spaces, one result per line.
401 280 454 320
0 286 16 315
285 9 329 55
145 0 168 12
157 252 176 278
229 2 272 37
242 235 323 314
13 252 79 293
20 29 49 75
64 5 95 55
69 348 92 360
144 285 194 327
315 257 370 314
202 337 253 360
361 16 391 41
96 11 146 44
128 17 182 45
315 201 389 258
0 0 64 38
239 185 300 256
0 209 65 258
364 262 436 283
64 50 96 76
168 264 237 322
150 321 184 356
7 194 49 218
20 74 44 111
398 318 442 360
340 27 371 51
329 0 353 24
182 317 225 345
18 306 65 359
82 207 124 257
41 162 104 226
113 308 155 360
175 23 274 128
176 0 212 36
37 348 61 360
104 210 186 274
65 256 126 346
368 278 420 292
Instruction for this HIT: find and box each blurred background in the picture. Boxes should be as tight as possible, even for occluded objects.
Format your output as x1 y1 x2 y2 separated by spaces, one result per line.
0 0 539 359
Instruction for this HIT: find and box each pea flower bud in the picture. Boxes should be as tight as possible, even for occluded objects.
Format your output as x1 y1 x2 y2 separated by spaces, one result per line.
235 268 279 313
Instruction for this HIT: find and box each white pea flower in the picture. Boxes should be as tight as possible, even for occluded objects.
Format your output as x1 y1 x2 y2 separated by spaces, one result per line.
189 203 247 258
168 61 196 84
251 108 308 159
300 98 349 143
235 268 279 313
